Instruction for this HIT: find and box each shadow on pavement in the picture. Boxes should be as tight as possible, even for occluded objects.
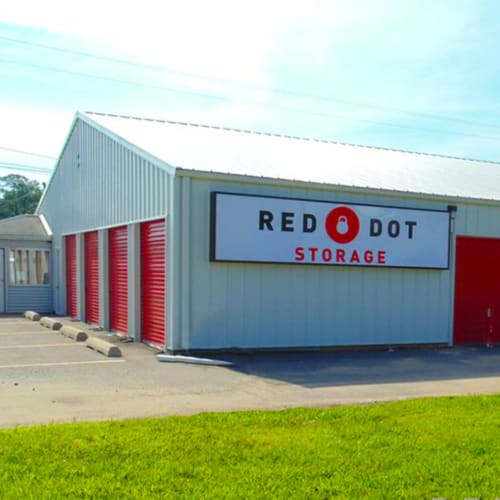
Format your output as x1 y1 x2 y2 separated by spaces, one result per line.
224 346 500 388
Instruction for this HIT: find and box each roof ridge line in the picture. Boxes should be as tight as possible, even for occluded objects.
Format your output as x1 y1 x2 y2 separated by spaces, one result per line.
83 110 500 166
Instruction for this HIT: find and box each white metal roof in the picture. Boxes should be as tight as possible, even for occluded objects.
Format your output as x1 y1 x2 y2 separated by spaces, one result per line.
82 111 500 202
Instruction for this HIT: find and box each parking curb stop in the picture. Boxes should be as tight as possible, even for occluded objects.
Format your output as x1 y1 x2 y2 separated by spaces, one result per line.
86 337 122 358
40 317 63 331
60 325 88 342
24 311 40 322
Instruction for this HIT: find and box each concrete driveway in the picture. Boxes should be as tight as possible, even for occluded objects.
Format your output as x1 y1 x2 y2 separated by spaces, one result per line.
0 316 499 428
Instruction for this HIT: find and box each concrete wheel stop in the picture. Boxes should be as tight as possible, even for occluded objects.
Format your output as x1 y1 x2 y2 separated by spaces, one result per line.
24 310 40 321
40 317 63 331
86 337 122 357
60 325 88 342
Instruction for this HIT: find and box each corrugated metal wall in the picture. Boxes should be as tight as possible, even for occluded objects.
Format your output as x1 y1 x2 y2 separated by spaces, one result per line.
7 286 52 313
37 118 171 317
454 203 500 237
175 176 500 350
39 120 171 235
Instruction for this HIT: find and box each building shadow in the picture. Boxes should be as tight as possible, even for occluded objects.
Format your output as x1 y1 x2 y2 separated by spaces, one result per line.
221 346 500 389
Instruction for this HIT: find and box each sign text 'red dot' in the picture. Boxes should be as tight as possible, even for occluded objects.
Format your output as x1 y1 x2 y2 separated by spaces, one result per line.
211 193 451 269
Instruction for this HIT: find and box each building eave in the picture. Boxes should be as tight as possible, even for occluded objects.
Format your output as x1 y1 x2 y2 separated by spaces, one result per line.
175 167 500 208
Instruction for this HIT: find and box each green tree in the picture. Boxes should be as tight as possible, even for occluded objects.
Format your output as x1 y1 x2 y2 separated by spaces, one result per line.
0 174 44 219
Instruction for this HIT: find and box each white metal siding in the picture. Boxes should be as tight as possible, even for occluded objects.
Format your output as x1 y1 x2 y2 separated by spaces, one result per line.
177 177 453 350
454 203 500 237
37 119 172 325
38 120 171 237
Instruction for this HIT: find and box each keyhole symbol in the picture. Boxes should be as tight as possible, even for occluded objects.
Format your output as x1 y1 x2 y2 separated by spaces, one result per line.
336 216 349 234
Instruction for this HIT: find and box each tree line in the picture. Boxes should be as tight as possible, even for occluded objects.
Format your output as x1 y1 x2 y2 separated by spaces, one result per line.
0 174 44 219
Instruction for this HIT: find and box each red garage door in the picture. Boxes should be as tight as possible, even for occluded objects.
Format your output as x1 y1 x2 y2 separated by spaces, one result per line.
454 236 500 344
109 226 128 334
65 234 77 318
85 231 100 324
141 219 166 345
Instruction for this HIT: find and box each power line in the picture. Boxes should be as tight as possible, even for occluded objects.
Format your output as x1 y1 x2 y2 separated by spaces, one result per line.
0 161 52 174
3 56 500 144
2 34 500 131
0 146 57 160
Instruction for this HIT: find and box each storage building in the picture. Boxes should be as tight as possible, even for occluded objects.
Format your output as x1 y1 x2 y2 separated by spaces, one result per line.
34 111 500 351
0 214 52 313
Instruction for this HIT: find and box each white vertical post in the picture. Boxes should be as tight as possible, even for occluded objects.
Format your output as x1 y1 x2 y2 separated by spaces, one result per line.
169 176 183 351
180 176 191 351
447 207 457 347
128 223 141 341
0 248 6 313
164 213 170 351
99 228 109 330
167 176 175 351
52 247 60 315
60 237 67 315
76 233 85 321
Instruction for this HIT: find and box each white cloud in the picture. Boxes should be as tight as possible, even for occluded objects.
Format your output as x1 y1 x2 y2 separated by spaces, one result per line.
2 0 310 83
0 104 73 182
2 0 500 162
0 103 71 155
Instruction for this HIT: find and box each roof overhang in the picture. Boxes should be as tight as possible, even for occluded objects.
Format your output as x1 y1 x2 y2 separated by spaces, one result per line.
176 167 500 208
0 234 51 242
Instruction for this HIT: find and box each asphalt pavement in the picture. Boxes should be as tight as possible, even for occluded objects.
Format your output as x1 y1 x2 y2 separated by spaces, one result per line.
0 316 499 428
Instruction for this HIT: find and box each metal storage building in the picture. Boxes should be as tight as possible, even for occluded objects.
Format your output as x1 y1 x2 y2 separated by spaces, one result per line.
36 111 500 351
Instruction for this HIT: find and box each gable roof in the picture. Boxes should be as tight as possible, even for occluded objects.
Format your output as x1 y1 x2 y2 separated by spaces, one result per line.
0 214 51 241
77 111 500 203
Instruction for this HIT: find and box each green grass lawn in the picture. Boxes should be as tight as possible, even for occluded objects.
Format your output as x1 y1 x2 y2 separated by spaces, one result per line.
1 395 499 499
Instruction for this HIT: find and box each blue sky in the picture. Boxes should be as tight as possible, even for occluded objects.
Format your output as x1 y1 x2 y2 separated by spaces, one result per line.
1 0 500 184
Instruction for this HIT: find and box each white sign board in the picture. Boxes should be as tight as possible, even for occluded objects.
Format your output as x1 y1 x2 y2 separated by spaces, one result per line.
210 193 451 269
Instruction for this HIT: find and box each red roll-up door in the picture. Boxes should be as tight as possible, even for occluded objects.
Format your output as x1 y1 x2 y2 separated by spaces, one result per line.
141 219 166 345
65 234 77 318
85 231 100 324
109 226 128 334
454 236 500 344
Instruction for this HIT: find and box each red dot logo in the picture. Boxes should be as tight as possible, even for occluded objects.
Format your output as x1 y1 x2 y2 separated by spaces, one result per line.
325 206 360 244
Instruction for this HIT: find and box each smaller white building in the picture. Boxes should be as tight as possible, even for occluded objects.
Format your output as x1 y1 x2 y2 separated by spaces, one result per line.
0 214 52 313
